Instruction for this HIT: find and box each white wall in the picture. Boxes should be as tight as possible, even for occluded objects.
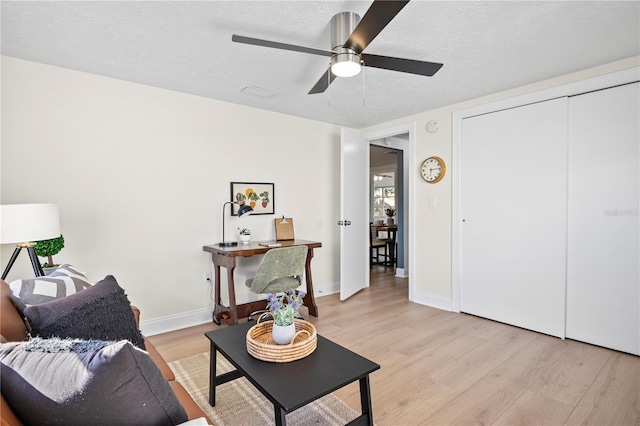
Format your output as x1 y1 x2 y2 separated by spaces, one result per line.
3 54 638 331
0 56 341 332
363 56 640 308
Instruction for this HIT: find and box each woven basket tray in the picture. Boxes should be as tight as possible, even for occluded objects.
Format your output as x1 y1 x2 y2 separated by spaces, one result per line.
246 317 317 363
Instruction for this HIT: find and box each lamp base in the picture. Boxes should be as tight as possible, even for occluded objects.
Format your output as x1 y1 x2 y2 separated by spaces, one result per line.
218 241 238 247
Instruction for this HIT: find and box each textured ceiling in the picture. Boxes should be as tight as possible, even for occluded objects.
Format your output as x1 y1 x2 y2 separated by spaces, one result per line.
2 1 639 128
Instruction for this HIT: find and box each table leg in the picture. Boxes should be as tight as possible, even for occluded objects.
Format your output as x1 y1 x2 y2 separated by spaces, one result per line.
275 404 287 426
209 342 217 406
302 248 319 317
388 242 395 268
359 375 374 426
211 253 239 325
226 263 239 325
212 259 223 325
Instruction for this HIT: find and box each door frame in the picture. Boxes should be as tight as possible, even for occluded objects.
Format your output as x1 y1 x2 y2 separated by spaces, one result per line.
363 122 416 300
452 66 640 313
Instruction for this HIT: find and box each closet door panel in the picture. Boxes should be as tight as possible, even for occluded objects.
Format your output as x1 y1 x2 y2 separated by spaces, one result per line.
566 83 640 355
460 98 568 338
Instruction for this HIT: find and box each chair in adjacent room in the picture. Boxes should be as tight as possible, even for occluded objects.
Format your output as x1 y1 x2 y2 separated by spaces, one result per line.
246 245 308 318
370 224 387 268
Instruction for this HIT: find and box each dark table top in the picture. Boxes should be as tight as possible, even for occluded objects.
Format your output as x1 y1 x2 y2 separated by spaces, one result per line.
205 322 380 413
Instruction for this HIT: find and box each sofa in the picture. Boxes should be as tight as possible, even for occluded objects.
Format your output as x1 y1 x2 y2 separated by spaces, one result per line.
0 278 212 425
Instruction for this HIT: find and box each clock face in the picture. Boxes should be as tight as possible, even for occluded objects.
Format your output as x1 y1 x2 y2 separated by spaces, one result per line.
421 156 446 183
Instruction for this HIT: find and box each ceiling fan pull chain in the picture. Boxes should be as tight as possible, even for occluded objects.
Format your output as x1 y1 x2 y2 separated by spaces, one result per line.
361 59 366 106
327 66 331 107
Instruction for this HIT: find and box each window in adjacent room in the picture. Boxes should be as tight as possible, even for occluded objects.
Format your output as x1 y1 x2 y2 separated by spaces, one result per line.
373 186 395 219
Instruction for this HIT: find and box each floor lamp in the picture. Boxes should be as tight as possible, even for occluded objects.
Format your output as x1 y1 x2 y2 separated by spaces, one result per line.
0 204 61 280
219 201 253 247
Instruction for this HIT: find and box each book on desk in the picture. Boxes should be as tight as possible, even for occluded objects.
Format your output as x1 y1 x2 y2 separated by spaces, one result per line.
258 242 282 247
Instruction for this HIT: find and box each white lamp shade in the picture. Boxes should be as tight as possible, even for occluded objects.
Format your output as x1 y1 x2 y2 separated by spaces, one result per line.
0 204 61 244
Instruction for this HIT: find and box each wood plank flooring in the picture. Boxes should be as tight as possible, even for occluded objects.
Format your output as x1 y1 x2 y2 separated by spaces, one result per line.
148 267 640 425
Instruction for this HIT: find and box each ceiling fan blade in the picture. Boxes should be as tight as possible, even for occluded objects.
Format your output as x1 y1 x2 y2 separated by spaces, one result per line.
362 53 443 77
232 34 333 57
308 68 337 95
343 0 410 53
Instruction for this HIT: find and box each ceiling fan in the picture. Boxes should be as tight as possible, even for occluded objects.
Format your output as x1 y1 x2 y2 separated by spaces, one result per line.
232 0 443 95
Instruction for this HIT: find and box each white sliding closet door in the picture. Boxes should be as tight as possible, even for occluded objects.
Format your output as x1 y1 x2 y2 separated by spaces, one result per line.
460 98 568 338
566 83 640 355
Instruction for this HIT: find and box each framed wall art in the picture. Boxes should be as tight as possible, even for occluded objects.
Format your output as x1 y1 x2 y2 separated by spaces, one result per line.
230 182 275 215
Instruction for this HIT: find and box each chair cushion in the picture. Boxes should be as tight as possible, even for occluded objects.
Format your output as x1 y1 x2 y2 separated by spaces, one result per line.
245 246 308 294
0 338 187 426
23 275 145 349
246 276 301 293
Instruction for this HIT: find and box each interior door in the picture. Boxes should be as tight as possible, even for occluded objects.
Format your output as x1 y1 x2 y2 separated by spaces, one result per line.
340 128 369 300
460 98 568 338
566 83 639 355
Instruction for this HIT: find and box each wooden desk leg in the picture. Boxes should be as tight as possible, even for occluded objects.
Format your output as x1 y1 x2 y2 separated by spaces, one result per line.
226 262 239 325
211 254 239 325
302 248 319 317
211 257 223 325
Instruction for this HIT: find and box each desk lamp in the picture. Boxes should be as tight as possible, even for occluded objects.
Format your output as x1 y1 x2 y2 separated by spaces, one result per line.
0 203 61 279
219 202 253 247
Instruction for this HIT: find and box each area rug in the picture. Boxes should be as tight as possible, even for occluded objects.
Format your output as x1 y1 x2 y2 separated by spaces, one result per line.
168 352 360 425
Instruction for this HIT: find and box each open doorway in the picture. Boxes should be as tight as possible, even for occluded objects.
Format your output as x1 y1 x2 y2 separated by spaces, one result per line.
370 134 408 278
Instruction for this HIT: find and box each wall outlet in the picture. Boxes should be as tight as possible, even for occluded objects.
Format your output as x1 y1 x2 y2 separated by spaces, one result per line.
203 271 212 285
429 196 437 209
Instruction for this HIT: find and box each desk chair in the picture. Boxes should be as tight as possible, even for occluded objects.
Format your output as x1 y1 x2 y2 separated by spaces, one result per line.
370 224 387 268
246 245 308 318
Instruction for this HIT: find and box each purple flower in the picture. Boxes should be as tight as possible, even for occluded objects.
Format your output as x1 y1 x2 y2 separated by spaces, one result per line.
298 290 306 299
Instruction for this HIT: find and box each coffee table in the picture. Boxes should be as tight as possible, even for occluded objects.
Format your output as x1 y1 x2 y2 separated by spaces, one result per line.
205 322 380 426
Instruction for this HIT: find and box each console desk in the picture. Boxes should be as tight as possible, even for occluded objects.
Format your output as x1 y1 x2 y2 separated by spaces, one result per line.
203 240 322 325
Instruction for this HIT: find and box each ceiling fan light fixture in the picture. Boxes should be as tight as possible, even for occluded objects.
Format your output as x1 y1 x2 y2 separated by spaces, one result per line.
331 52 361 77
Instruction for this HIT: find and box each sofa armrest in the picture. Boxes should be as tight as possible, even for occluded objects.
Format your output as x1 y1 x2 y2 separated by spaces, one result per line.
1 393 23 426
131 305 141 328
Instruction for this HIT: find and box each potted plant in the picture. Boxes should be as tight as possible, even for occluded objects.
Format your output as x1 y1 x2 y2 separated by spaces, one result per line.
385 208 396 226
237 228 251 244
259 191 270 208
34 234 65 274
266 289 305 344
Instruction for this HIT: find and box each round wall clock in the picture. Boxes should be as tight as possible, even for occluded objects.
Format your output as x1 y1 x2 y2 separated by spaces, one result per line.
420 156 446 183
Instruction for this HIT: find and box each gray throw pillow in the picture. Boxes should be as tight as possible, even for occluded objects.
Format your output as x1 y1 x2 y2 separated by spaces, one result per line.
9 264 92 314
0 337 188 426
23 275 146 349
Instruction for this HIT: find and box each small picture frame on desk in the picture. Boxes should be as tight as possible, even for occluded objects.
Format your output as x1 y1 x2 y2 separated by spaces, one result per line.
230 182 275 215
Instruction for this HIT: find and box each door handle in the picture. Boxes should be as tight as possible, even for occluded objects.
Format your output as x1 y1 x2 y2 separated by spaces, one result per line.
336 220 352 226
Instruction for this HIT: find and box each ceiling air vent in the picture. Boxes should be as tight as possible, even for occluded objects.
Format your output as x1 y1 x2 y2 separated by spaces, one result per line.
240 86 276 99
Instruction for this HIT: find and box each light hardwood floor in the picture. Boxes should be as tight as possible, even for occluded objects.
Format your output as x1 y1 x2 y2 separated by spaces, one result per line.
148 267 640 425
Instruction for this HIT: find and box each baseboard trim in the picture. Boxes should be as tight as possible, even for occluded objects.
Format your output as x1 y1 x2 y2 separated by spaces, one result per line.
412 290 453 311
395 268 408 278
141 286 339 336
141 307 213 336
314 281 340 296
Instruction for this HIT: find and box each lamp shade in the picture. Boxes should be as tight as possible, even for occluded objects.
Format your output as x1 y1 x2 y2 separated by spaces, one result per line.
238 204 253 217
0 204 61 244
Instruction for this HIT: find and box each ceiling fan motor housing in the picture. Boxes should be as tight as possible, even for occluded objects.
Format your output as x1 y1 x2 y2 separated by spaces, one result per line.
330 12 362 76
